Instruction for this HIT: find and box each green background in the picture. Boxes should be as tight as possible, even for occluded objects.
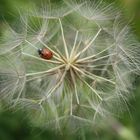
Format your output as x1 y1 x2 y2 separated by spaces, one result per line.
0 0 140 139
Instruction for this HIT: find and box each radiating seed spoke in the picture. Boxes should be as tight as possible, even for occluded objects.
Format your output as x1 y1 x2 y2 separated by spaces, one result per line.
75 71 103 101
52 45 67 62
39 68 67 104
87 98 102 121
59 18 69 59
74 28 102 60
72 65 115 85
26 71 57 82
75 63 113 68
26 64 65 76
0 82 15 94
77 43 115 62
71 115 94 124
25 40 38 50
70 69 80 104
77 53 116 63
70 30 79 59
22 52 61 64
14 78 26 106
119 45 140 70
83 69 115 85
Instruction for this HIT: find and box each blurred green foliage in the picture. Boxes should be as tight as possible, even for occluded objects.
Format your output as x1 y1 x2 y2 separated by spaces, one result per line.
0 0 140 140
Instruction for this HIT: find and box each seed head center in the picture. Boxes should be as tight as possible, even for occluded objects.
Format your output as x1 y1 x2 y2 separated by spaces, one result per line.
65 58 76 71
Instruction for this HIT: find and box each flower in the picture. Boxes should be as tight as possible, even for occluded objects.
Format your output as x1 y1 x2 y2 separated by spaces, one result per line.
0 0 140 132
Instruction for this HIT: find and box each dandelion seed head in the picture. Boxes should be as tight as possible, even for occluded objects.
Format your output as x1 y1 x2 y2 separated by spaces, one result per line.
0 0 140 132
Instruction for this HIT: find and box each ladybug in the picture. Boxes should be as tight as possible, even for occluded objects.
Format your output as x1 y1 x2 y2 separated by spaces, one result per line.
38 48 53 60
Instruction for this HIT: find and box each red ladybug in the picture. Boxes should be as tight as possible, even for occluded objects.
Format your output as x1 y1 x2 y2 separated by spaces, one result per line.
38 48 53 60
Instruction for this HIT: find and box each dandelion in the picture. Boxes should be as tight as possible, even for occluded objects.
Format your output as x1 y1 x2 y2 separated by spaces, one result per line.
0 0 140 132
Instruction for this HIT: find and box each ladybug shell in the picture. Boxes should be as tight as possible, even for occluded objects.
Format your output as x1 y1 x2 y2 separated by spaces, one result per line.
38 48 53 60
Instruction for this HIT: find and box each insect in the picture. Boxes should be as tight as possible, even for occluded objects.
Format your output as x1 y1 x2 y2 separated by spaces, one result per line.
38 48 53 60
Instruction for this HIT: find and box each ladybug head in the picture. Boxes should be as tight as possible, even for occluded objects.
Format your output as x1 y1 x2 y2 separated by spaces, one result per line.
38 48 43 55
